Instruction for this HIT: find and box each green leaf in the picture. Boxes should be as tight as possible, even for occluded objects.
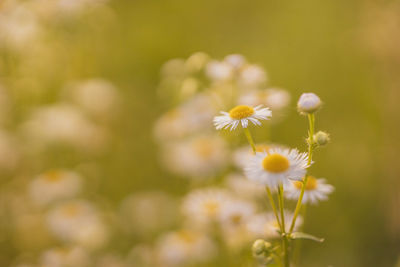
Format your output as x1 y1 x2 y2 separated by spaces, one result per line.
289 232 324 243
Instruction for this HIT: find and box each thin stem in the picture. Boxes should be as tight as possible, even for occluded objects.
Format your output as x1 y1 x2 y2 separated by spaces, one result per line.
278 184 289 267
266 186 281 229
243 127 256 153
289 113 315 234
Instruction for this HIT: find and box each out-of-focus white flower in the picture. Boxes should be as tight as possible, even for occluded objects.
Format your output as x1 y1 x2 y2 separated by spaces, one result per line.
247 211 302 239
119 192 178 235
181 188 231 226
64 79 120 119
21 104 107 151
285 176 334 204
56 0 109 15
40 246 91 267
225 173 265 200
238 64 267 88
244 148 310 188
219 198 256 228
46 200 108 250
156 230 216 266
29 169 82 206
160 134 228 179
224 54 247 69
239 88 291 111
205 60 233 82
214 105 271 130
185 52 210 73
0 3 42 50
297 93 322 114
153 94 216 141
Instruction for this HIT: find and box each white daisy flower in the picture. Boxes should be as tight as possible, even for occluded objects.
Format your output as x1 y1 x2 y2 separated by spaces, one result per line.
205 60 233 82
156 229 216 266
285 176 334 204
160 134 228 179
233 143 284 169
119 192 178 235
29 169 83 206
224 54 246 69
219 198 256 228
21 104 107 152
46 200 108 250
225 173 265 200
244 148 310 188
40 246 91 267
238 64 267 88
213 105 271 130
181 188 231 226
63 78 120 120
247 211 303 239
153 94 216 142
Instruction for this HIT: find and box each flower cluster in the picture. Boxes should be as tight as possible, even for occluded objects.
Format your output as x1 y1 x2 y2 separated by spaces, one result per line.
148 53 334 266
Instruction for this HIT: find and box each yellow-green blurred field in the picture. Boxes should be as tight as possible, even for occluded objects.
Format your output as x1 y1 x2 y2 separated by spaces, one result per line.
0 0 399 266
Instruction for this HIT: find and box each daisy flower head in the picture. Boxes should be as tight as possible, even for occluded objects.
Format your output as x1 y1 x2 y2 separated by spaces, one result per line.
244 148 310 188
156 229 216 266
213 105 271 131
29 169 82 206
181 188 231 226
219 198 256 228
285 176 334 204
297 92 322 114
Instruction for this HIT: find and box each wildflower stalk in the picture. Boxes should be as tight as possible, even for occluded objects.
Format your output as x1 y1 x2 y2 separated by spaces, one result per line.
266 186 281 227
289 113 315 233
243 127 282 230
293 204 307 265
278 184 289 267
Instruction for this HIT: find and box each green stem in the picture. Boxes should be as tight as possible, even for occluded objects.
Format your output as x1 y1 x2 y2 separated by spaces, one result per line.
278 184 289 267
266 186 282 229
243 127 256 153
289 113 315 234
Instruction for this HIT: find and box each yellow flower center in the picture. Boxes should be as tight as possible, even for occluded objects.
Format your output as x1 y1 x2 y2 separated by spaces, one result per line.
204 201 219 216
43 170 62 182
63 204 80 217
193 138 213 158
294 176 318 190
262 154 290 173
178 230 198 243
229 105 254 119
230 214 243 224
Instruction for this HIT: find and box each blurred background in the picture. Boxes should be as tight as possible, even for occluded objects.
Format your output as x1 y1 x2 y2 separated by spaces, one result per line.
0 0 399 266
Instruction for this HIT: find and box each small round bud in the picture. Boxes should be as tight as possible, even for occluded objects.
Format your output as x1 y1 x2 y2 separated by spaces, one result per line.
252 239 272 256
297 93 321 114
314 131 330 146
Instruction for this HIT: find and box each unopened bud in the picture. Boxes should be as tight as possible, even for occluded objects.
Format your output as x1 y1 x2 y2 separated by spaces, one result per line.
297 93 321 114
314 131 330 146
252 239 272 257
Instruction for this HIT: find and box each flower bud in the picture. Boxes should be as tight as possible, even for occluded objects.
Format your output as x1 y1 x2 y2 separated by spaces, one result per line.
252 239 271 257
297 93 321 114
314 131 330 146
